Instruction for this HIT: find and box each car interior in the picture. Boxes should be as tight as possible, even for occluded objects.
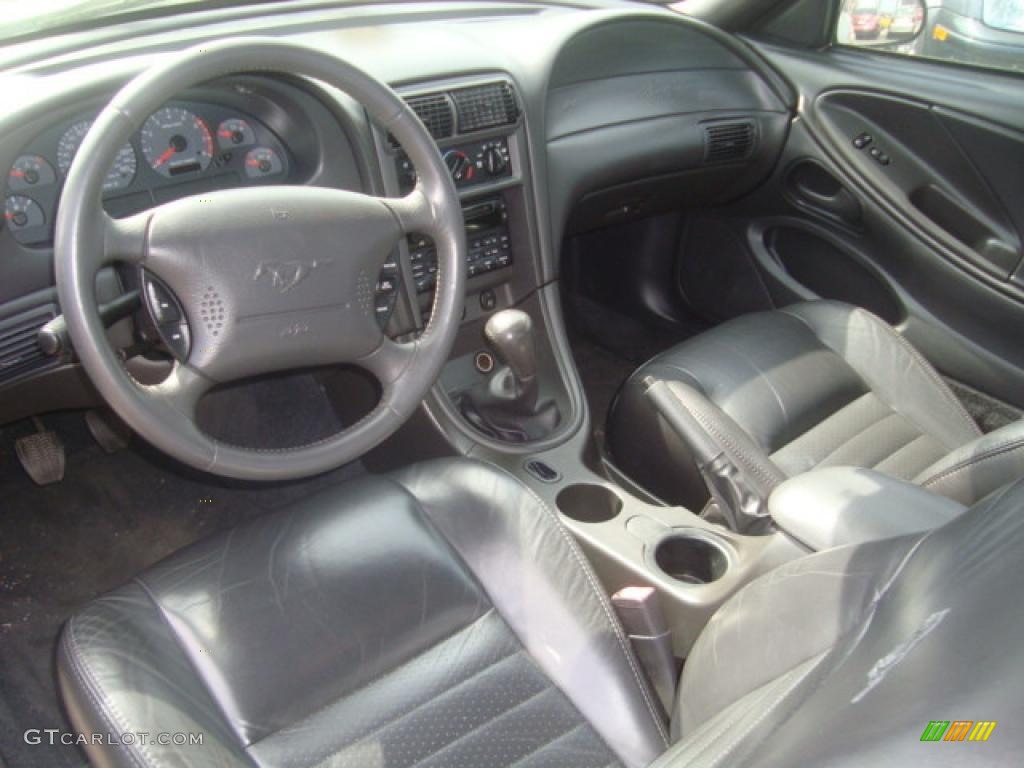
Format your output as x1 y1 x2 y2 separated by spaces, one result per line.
1 0 1023 766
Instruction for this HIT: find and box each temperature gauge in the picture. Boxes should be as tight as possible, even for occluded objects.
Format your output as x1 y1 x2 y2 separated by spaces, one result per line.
8 155 56 191
5 195 44 231
216 118 255 151
244 147 283 178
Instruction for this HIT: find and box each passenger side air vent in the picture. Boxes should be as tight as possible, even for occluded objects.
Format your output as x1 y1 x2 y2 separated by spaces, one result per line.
703 121 756 164
391 93 455 147
0 305 56 385
452 82 520 133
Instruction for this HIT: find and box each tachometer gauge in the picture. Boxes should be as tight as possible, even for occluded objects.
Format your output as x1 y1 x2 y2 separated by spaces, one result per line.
8 155 56 191
216 118 255 151
57 121 137 192
244 147 283 178
5 195 44 230
141 107 213 177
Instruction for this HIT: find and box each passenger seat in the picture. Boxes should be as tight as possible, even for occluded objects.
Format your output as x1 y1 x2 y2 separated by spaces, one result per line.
607 301 1024 523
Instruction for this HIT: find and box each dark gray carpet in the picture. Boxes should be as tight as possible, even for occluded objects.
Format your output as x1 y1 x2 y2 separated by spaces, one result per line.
0 411 365 768
566 294 704 449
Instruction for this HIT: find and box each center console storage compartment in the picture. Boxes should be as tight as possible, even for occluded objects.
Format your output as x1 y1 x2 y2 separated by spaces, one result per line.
769 466 964 551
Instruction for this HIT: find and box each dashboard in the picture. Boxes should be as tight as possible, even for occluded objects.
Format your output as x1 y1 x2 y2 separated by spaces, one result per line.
0 1 792 427
5 100 292 246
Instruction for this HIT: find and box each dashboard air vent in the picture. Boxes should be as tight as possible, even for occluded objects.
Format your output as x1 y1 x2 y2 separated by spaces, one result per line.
400 93 454 144
703 121 756 164
452 82 519 133
0 306 56 385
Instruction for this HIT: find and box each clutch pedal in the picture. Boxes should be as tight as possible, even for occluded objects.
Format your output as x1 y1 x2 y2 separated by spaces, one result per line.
15 417 65 486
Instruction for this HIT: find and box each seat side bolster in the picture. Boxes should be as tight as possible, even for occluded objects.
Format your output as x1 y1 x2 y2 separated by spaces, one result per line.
57 584 253 768
392 458 670 768
914 420 1024 504
782 302 981 450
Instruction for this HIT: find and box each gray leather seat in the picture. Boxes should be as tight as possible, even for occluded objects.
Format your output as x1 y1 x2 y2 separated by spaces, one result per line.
59 460 669 768
59 460 1024 767
608 300 1024 512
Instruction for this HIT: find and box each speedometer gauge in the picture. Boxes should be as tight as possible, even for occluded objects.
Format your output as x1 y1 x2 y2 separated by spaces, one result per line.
57 120 137 192
141 107 213 178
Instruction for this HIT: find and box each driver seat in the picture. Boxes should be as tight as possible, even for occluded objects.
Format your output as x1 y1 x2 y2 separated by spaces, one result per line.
59 460 1024 768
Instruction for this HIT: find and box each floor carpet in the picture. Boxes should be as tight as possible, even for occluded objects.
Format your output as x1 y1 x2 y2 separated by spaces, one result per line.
565 294 705 450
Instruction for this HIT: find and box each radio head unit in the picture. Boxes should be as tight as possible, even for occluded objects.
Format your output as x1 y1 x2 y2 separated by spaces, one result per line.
409 197 512 294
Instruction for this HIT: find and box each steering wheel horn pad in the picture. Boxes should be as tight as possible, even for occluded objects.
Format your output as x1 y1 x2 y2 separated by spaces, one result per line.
55 39 466 480
143 186 403 383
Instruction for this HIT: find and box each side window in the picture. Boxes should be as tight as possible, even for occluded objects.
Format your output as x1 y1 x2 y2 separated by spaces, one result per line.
837 0 1024 75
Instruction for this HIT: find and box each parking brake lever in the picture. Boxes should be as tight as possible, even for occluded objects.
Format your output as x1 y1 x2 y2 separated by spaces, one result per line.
643 378 769 533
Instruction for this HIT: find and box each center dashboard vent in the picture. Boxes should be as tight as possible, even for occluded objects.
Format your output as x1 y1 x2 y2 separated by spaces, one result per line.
389 81 520 150
391 93 455 147
452 82 520 133
0 305 56 385
703 120 756 164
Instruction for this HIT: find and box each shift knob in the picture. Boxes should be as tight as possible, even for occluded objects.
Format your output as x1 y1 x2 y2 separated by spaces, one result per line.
484 309 536 383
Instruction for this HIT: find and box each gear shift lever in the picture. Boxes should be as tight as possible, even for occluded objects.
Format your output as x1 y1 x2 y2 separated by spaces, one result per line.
484 309 537 387
457 308 560 442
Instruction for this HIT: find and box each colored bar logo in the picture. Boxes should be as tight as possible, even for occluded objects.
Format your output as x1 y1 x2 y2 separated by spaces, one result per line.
921 721 996 742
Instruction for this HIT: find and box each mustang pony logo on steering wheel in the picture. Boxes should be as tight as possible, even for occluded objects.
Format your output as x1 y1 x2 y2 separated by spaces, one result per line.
252 258 333 293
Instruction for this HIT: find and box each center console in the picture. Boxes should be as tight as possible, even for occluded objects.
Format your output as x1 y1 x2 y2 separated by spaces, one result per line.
363 74 806 664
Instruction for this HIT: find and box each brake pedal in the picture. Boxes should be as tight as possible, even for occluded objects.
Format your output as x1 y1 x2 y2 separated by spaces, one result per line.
15 418 65 485
85 408 131 453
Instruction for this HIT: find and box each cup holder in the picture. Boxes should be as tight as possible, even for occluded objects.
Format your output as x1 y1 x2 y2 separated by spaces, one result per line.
653 532 730 585
556 484 622 523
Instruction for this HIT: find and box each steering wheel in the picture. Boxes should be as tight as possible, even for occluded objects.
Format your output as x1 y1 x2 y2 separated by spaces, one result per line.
55 39 465 481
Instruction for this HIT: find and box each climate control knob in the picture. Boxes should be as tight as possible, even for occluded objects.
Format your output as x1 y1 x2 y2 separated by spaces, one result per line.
483 147 508 176
443 149 475 183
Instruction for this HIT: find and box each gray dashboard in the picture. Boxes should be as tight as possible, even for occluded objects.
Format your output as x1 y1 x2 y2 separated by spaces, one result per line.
0 1 793 424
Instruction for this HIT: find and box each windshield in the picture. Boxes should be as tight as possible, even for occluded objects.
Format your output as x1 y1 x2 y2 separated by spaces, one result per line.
984 0 1024 33
0 0 254 44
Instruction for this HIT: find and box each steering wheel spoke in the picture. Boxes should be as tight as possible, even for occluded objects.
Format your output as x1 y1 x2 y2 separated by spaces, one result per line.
103 211 150 266
144 363 215 420
357 336 418 388
381 186 436 235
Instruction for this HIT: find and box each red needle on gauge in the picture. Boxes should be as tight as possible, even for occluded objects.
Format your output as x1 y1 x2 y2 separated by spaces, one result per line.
154 146 176 167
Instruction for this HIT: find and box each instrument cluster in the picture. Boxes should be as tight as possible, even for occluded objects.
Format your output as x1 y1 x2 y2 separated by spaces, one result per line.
4 101 291 246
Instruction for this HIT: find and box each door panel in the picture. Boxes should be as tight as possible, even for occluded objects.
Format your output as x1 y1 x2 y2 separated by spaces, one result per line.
815 90 1022 280
723 42 1024 408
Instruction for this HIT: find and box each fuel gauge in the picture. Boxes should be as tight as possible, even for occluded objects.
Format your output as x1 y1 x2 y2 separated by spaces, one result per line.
217 118 255 151
8 156 56 192
244 147 283 179
5 195 44 231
